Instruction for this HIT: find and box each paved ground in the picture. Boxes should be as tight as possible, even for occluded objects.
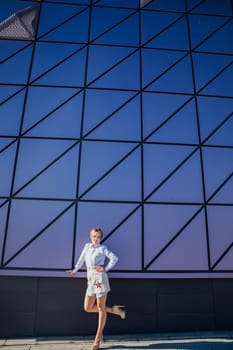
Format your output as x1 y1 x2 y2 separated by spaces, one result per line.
1 332 233 350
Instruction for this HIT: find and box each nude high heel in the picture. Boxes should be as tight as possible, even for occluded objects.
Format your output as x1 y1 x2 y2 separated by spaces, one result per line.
111 305 126 319
92 339 100 350
92 335 103 350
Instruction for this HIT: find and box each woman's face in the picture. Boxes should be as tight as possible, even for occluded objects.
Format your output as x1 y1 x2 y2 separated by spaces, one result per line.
90 231 102 246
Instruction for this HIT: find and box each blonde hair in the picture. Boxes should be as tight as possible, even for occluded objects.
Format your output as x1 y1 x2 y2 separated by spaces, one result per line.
90 227 104 238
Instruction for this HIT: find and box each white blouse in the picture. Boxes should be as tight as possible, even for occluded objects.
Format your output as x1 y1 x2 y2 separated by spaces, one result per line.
73 243 118 273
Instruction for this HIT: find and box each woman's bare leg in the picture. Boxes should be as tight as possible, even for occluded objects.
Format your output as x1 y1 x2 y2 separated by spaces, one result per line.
84 294 125 349
84 294 123 316
94 295 107 343
84 294 98 313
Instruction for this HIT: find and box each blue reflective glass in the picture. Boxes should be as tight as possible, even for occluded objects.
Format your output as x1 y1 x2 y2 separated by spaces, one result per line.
145 0 186 11
38 3 86 37
144 204 202 266
0 90 25 135
0 46 33 83
207 205 233 268
191 0 232 16
147 210 208 271
4 199 73 267
199 20 233 54
0 142 17 196
90 6 135 40
14 139 77 193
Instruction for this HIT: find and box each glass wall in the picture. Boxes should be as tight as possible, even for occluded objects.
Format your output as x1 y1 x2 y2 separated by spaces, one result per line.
0 0 233 277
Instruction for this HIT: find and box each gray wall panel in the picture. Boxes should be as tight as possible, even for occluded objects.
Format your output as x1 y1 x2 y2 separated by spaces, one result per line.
0 276 232 338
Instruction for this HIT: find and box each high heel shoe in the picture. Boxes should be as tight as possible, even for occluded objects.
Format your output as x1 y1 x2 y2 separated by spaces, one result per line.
92 335 104 350
111 305 126 319
92 339 100 350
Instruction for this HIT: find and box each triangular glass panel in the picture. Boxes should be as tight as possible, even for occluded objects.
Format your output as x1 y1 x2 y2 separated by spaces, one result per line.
213 246 233 271
142 48 184 88
38 3 83 37
91 51 140 90
193 53 232 92
141 11 182 45
143 144 196 198
3 199 71 263
0 85 24 105
146 209 208 270
202 64 233 97
144 204 202 267
0 40 29 62
0 199 8 207
0 89 26 136
32 46 87 87
188 0 207 11
0 203 9 260
207 205 233 268
142 49 187 89
149 151 204 202
5 206 75 269
82 147 141 201
75 202 139 260
0 138 16 152
0 45 33 84
202 147 233 200
197 96 233 143
79 141 137 195
210 176 233 204
142 0 185 11
13 139 77 193
31 42 81 81
22 86 78 133
147 54 194 93
90 7 134 41
25 92 83 139
48 0 89 3
142 92 191 139
16 144 79 199
145 17 189 50
206 117 233 147
83 89 135 135
191 0 232 16
42 6 89 43
87 45 135 84
199 20 233 55
95 12 139 46
103 208 142 270
188 14 229 50
87 94 141 141
147 99 199 144
98 0 138 7
0 142 17 196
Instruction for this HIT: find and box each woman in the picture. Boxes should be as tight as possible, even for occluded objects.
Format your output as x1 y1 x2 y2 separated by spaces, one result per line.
66 227 126 350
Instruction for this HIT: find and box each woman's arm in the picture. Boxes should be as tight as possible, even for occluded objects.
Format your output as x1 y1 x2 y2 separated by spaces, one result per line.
103 246 119 272
66 243 88 275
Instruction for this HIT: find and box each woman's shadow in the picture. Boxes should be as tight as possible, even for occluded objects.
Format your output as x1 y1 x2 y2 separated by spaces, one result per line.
103 339 233 349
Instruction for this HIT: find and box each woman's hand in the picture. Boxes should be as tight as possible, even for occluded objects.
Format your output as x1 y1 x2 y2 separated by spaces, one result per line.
96 266 105 272
66 270 75 276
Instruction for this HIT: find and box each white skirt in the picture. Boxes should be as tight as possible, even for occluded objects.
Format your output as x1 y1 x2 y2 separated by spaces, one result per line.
86 269 110 298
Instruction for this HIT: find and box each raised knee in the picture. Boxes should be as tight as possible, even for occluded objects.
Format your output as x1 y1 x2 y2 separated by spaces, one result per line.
84 305 91 312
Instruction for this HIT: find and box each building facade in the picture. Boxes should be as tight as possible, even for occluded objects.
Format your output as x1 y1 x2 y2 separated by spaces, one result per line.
0 0 233 337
